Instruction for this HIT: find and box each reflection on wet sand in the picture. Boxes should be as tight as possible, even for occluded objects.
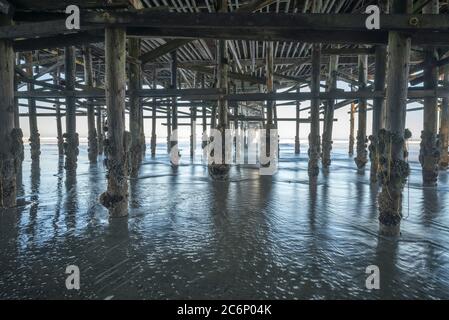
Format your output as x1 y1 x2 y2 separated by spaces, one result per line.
0 142 449 299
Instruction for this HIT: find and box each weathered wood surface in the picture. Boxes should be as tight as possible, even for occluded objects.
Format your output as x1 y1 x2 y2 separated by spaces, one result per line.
322 53 339 169
0 27 18 208
15 88 449 100
81 12 449 32
150 68 157 157
95 72 104 155
208 0 230 180
420 1 440 186
63 46 79 171
169 50 178 165
294 87 300 155
308 43 321 178
2 12 449 46
83 46 98 163
100 27 129 217
370 45 387 183
378 0 413 237
53 69 64 155
128 38 143 176
354 54 368 170
25 52 40 161
440 64 449 170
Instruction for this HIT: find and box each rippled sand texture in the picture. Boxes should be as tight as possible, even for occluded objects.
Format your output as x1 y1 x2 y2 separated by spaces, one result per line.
1 142 448 299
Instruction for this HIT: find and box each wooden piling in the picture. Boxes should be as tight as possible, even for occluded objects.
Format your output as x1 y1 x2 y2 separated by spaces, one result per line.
440 64 449 169
139 74 146 156
201 75 208 151
128 38 143 176
354 54 368 170
53 68 64 155
349 101 355 156
166 83 172 153
208 0 230 179
83 46 98 164
25 52 40 161
190 77 197 158
308 43 321 177
232 83 238 158
419 1 440 186
96 74 104 156
13 54 24 178
369 45 387 183
99 27 129 218
151 69 157 157
262 41 276 167
170 50 179 164
322 54 339 168
0 21 18 208
63 46 78 171
378 0 412 237
13 54 20 130
294 87 300 155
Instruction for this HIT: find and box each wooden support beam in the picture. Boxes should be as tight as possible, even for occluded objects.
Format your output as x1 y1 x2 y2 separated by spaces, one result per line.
0 19 17 208
53 68 64 155
373 46 388 136
262 40 276 165
322 52 339 169
370 45 387 183
266 41 274 127
420 0 440 186
83 46 98 163
82 12 449 33
378 0 413 237
70 11 449 45
100 27 128 217
13 31 103 52
95 72 104 155
25 52 40 160
64 46 78 171
201 75 208 151
209 0 230 180
12 54 23 180
308 0 323 175
190 74 198 158
349 101 356 156
169 49 178 161
308 42 321 178
294 87 300 155
440 64 449 169
128 38 142 176
355 54 368 170
2 12 449 45
15 87 449 101
150 68 157 157
140 39 190 64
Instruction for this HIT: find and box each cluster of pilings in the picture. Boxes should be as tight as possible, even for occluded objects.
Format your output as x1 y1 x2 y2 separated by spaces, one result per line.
1 0 449 239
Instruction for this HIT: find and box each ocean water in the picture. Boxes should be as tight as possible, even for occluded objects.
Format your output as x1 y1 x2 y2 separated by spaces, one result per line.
0 141 448 299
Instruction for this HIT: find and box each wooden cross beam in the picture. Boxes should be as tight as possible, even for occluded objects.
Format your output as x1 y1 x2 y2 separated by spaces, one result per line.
3 13 449 45
14 87 449 101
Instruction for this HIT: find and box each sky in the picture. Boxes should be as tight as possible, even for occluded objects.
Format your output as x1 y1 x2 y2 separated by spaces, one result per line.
18 80 424 143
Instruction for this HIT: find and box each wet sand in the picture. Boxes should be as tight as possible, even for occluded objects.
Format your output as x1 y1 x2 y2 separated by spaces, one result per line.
1 142 448 299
